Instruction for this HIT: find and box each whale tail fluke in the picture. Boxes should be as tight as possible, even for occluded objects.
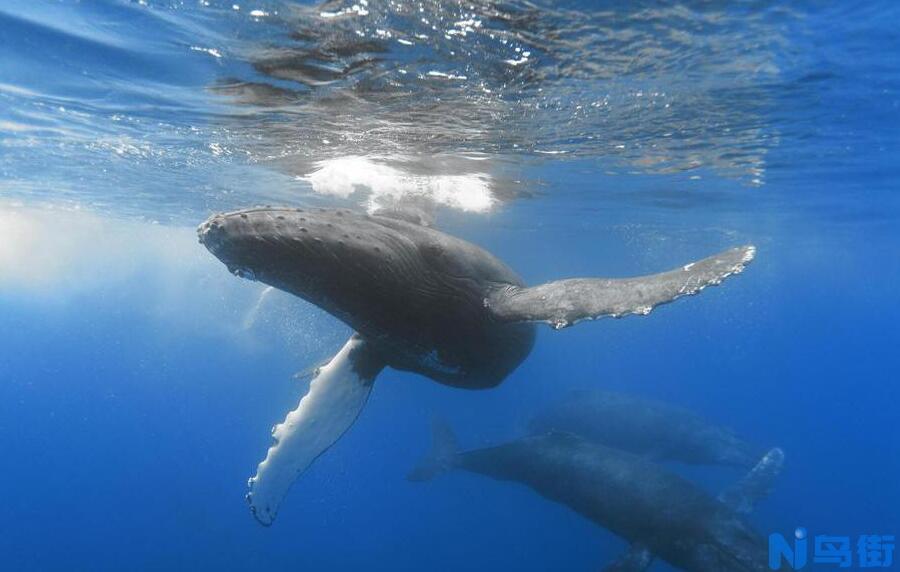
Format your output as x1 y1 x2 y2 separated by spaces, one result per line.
485 245 756 329
408 418 460 482
718 447 786 514
246 334 384 526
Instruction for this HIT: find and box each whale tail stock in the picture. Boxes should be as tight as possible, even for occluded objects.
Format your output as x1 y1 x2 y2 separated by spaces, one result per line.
246 334 384 526
485 245 756 329
407 418 460 482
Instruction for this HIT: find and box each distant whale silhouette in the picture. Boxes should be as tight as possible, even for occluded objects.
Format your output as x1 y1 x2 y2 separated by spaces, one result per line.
197 206 755 525
410 422 784 572
530 390 764 469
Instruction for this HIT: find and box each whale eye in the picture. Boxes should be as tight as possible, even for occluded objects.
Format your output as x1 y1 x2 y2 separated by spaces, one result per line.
231 267 256 280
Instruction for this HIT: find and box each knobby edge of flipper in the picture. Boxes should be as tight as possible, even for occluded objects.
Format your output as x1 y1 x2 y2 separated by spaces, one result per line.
718 447 786 514
485 245 756 329
246 334 384 526
602 542 655 572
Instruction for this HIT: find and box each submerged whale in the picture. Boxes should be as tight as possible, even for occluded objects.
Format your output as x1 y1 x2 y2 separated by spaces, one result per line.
530 390 764 469
197 206 755 525
410 423 784 572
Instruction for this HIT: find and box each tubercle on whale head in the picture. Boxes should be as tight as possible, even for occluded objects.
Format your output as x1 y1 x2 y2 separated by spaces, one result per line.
197 210 267 279
196 206 427 309
200 206 340 255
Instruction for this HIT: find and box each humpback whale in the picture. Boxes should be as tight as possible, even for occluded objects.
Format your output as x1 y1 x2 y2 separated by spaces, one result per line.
530 390 764 469
410 422 784 572
197 206 755 525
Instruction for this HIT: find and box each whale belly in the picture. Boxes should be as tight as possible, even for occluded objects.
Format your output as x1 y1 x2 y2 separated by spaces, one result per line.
375 319 536 389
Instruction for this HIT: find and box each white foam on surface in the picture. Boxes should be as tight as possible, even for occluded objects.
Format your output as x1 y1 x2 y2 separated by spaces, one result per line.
303 156 495 213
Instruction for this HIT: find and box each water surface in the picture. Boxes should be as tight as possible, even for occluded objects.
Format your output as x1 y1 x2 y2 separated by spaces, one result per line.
1 1 898 570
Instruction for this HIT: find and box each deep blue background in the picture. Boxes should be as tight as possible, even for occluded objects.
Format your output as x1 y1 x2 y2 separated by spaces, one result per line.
1 1 898 570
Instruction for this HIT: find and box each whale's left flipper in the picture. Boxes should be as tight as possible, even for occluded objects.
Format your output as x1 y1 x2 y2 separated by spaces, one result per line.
486 246 756 329
718 447 786 514
602 543 654 572
246 334 384 526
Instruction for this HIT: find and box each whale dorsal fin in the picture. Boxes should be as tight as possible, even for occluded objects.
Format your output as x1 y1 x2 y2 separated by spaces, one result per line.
485 246 755 329
718 447 786 514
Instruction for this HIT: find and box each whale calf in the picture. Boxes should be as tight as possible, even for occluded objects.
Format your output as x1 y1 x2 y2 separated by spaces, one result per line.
410 422 784 572
530 389 764 469
197 206 755 525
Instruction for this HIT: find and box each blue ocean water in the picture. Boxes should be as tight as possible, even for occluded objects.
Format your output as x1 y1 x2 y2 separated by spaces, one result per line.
1 1 898 570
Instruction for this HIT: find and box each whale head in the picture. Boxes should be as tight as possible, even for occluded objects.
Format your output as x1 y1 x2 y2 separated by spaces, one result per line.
197 206 427 325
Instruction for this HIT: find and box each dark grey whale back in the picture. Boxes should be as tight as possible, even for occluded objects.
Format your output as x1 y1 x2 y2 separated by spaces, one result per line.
529 390 764 469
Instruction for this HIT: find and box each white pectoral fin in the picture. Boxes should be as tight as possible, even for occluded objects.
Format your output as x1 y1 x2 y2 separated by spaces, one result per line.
247 334 384 526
